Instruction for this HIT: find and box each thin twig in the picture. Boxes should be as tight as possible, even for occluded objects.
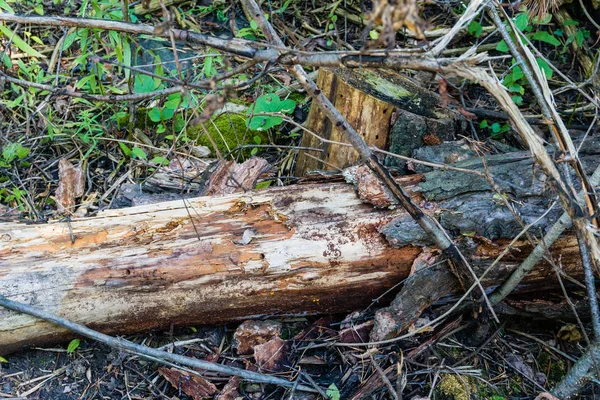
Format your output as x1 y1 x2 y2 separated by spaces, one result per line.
0 294 317 393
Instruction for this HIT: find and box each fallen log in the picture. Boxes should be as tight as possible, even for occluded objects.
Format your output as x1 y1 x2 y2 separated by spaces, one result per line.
0 148 595 354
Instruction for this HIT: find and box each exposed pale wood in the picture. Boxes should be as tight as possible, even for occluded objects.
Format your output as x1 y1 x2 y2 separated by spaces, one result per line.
0 165 587 354
0 181 419 354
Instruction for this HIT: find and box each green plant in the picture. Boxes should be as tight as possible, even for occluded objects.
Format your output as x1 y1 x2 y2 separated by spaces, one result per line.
553 19 591 53
326 383 340 400
480 119 511 140
1 142 30 167
67 338 81 354
493 12 558 105
246 93 296 131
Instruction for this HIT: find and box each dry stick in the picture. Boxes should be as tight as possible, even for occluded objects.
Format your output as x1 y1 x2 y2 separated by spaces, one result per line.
426 0 488 56
552 343 600 399
489 163 600 305
489 4 600 342
452 66 600 397
0 295 317 393
0 13 485 71
239 0 497 321
490 5 599 228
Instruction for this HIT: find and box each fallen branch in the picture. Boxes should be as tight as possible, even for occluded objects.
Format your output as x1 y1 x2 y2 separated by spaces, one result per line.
0 294 317 393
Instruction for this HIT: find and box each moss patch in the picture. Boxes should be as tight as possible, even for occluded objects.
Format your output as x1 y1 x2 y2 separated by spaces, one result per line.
363 72 412 100
437 374 473 400
537 351 567 385
187 113 268 157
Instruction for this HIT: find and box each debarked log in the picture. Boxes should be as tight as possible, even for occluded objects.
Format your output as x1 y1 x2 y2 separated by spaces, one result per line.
0 170 589 354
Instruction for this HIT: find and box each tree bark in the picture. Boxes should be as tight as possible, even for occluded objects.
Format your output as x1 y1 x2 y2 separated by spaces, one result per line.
0 156 592 354
294 68 460 175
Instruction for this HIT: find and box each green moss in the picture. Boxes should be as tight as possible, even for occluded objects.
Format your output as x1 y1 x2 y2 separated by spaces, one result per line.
187 113 268 157
437 374 473 400
537 351 567 385
363 72 412 100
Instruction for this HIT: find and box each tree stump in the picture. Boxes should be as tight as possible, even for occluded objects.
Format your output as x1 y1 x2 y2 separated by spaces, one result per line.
294 68 462 175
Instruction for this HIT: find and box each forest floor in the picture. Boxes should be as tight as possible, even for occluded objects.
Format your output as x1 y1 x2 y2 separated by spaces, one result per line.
1 0 600 398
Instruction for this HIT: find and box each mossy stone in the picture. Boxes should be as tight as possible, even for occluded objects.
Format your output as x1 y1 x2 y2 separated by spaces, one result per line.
187 113 269 157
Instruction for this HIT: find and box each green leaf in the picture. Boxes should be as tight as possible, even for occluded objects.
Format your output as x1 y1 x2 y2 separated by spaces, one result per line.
563 19 579 26
512 95 524 105
253 135 262 144
279 99 297 114
531 13 552 25
326 383 340 400
118 142 131 156
533 31 560 46
536 57 553 79
148 107 162 123
0 355 7 363
251 147 258 156
496 40 509 52
2 143 29 163
508 84 524 94
133 74 157 93
250 20 258 30
514 13 529 31
151 156 169 165
369 29 379 40
0 0 14 13
247 94 295 131
479 120 488 129
67 339 80 354
248 115 282 131
1 52 11 68
575 29 585 46
0 25 44 58
467 21 482 38
15 144 29 159
511 65 524 81
255 180 272 189
131 147 147 159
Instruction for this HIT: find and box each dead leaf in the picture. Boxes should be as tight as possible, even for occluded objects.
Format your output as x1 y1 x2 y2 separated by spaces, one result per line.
556 324 582 342
457 106 477 120
339 320 374 343
438 78 449 108
233 320 282 355
216 376 241 400
253 337 289 371
158 367 217 399
297 355 327 365
203 158 271 196
55 158 85 214
366 0 427 48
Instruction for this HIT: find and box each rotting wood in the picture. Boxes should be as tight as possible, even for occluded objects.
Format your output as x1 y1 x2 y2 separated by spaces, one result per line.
0 155 593 353
294 68 460 175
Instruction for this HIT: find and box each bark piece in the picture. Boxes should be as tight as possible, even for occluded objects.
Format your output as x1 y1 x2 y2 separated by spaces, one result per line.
253 337 289 371
158 367 217 399
233 320 282 356
55 158 84 214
